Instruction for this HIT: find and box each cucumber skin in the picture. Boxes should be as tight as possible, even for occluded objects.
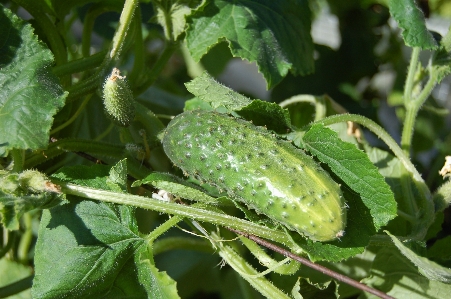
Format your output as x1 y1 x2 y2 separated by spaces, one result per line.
163 110 346 242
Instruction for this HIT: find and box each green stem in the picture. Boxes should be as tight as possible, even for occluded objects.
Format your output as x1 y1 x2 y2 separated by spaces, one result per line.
0 275 33 298
52 50 107 77
152 236 213 255
403 47 420 105
0 231 16 259
24 139 125 169
17 213 33 263
51 95 92 135
11 149 25 172
128 7 144 85
109 0 139 62
317 114 424 185
81 6 110 57
135 42 178 95
57 182 290 245
67 0 138 102
146 216 183 243
400 70 438 154
214 233 291 299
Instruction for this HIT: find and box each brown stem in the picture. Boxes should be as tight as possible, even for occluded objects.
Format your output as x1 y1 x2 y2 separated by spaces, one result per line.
228 228 395 299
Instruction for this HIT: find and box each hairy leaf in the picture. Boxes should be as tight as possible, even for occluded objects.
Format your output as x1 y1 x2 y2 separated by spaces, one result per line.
0 7 66 156
32 163 179 299
186 0 314 88
387 231 451 284
388 0 437 49
303 124 397 230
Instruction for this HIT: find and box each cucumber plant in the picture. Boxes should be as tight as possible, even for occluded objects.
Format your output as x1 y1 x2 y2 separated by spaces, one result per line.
1 1 451 299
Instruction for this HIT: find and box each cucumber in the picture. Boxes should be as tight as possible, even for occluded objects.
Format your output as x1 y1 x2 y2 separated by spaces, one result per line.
162 110 346 242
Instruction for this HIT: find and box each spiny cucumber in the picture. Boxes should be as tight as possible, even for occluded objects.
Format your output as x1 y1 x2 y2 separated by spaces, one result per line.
162 110 346 242
102 68 135 127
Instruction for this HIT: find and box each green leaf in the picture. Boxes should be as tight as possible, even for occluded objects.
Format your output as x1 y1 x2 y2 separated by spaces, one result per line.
236 100 292 134
362 246 451 298
186 0 314 88
387 231 451 284
152 0 206 40
184 72 291 132
303 124 397 231
0 170 63 230
365 146 434 239
33 163 180 299
183 97 215 111
0 7 67 156
388 0 438 49
107 159 128 192
184 72 252 111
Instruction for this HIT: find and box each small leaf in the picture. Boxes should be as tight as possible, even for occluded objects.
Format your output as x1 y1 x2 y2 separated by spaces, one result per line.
0 7 67 156
237 100 292 133
387 231 451 284
303 124 397 231
388 0 438 49
185 72 291 132
107 159 128 192
185 72 252 111
186 0 314 88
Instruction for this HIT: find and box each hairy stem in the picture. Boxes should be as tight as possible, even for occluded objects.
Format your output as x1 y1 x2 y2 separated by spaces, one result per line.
57 182 290 245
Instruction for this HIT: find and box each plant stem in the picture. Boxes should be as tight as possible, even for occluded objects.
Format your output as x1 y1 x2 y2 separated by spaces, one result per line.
0 231 16 259
135 42 179 95
67 0 138 102
400 70 438 154
17 213 33 263
229 228 395 299
214 233 292 299
403 47 420 106
0 275 33 298
317 114 424 185
57 182 290 245
52 50 107 77
11 149 25 172
152 236 213 255
146 216 183 243
51 95 92 135
109 0 139 62
128 6 144 85
24 139 125 169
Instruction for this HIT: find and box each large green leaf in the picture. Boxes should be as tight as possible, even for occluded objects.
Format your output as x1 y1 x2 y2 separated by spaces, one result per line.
186 0 314 88
0 7 67 156
388 0 438 49
32 162 179 299
303 124 397 231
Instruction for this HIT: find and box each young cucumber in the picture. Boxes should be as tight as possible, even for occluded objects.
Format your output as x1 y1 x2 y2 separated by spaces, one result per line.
162 110 346 242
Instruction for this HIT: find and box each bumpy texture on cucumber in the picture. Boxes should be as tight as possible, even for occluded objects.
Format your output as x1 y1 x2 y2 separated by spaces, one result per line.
162 110 346 242
102 68 135 127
